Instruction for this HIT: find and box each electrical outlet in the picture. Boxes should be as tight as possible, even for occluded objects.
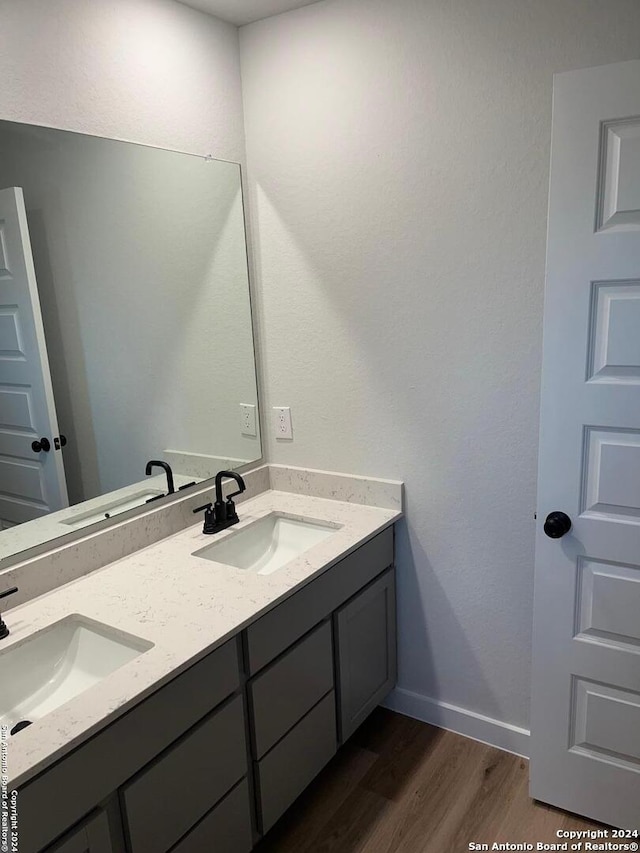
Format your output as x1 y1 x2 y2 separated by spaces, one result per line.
240 403 257 436
273 406 293 440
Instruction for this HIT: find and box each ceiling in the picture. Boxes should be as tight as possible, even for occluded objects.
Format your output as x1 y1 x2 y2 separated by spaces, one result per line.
176 0 322 26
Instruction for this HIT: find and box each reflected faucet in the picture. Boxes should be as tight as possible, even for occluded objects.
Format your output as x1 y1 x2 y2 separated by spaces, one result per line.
145 460 175 497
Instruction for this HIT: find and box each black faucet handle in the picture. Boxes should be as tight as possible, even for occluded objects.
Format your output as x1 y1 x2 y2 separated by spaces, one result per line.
0 587 18 600
193 503 216 534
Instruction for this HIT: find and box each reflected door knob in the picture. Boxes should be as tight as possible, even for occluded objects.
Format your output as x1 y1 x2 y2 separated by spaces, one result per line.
31 437 51 453
543 511 572 539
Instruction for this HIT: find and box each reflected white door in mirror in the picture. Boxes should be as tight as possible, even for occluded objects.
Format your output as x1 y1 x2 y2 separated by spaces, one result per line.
0 187 68 529
0 121 261 567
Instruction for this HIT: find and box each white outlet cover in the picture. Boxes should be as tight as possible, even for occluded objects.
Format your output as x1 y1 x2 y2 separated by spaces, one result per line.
273 406 293 440
240 403 257 437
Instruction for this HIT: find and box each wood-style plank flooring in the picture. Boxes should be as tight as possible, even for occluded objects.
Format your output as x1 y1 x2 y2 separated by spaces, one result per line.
256 708 605 853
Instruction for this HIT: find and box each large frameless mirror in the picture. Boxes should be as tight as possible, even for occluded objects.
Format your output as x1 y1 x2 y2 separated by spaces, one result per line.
0 120 261 565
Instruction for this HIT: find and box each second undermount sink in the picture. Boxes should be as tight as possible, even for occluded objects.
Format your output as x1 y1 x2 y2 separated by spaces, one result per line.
0 616 153 732
193 512 340 576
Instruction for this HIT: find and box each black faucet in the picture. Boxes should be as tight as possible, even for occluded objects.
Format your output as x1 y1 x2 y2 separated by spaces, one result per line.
193 470 246 535
145 460 175 502
0 587 18 640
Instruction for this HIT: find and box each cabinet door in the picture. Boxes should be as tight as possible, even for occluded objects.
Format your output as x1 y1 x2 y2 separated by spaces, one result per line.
45 809 115 853
335 568 397 741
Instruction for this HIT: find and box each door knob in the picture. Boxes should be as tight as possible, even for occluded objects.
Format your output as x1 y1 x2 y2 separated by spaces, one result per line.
54 435 67 450
543 511 572 539
31 437 51 453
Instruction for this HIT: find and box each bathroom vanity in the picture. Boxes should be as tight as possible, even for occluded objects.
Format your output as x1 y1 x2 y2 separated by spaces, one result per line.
2 469 402 853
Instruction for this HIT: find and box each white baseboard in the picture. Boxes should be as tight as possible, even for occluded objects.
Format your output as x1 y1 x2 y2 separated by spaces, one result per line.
383 687 531 758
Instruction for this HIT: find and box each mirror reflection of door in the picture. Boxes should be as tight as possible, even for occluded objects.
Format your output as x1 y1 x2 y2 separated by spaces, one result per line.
0 186 68 529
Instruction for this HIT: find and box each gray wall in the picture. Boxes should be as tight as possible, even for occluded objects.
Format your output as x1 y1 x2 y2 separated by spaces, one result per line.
239 0 640 736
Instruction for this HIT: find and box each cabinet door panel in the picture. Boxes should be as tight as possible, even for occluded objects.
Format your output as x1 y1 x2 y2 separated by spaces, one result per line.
336 568 396 741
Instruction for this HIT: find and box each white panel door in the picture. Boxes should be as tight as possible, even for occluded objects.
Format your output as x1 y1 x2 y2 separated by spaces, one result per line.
531 60 640 828
0 187 67 528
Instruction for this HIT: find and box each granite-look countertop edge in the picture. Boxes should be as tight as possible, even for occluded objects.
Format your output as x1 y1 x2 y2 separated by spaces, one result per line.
6 489 401 790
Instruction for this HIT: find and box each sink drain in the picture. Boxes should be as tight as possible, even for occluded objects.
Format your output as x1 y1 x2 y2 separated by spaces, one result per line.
10 720 32 736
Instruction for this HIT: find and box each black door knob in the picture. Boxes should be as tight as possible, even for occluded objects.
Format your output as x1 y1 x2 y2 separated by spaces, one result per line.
54 435 67 450
544 511 572 539
31 437 51 453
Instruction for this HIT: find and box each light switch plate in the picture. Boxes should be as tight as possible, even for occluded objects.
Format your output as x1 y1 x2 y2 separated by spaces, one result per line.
240 403 257 436
273 406 293 440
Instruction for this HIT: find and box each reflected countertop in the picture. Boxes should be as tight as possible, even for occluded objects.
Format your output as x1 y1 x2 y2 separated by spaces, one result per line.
0 473 198 563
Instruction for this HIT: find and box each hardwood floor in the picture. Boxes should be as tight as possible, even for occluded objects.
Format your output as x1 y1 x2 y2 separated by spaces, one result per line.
256 708 606 853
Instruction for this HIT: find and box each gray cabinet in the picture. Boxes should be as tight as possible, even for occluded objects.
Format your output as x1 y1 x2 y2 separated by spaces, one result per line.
121 694 247 853
170 780 253 853
20 637 242 853
22 526 396 852
249 619 334 759
255 691 337 833
45 810 117 853
335 568 397 741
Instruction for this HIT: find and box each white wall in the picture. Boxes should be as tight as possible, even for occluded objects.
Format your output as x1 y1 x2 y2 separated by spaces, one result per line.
240 0 640 737
0 0 245 163
0 0 258 503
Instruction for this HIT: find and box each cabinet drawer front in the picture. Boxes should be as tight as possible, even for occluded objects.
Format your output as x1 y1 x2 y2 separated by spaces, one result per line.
122 694 247 853
336 567 397 741
256 691 337 834
171 778 253 853
250 620 334 759
45 809 113 853
19 638 241 853
246 528 393 674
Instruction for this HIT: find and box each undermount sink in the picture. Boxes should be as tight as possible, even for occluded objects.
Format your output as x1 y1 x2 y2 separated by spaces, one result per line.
61 490 164 526
0 616 153 732
193 512 340 576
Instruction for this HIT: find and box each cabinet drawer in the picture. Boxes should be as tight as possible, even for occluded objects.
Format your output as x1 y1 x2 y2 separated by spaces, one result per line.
45 808 114 853
170 778 253 853
246 528 393 674
19 637 241 853
256 691 337 834
122 694 247 853
250 620 334 759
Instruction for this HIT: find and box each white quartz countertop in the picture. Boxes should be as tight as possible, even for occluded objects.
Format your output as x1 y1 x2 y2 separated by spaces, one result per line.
5 488 400 788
